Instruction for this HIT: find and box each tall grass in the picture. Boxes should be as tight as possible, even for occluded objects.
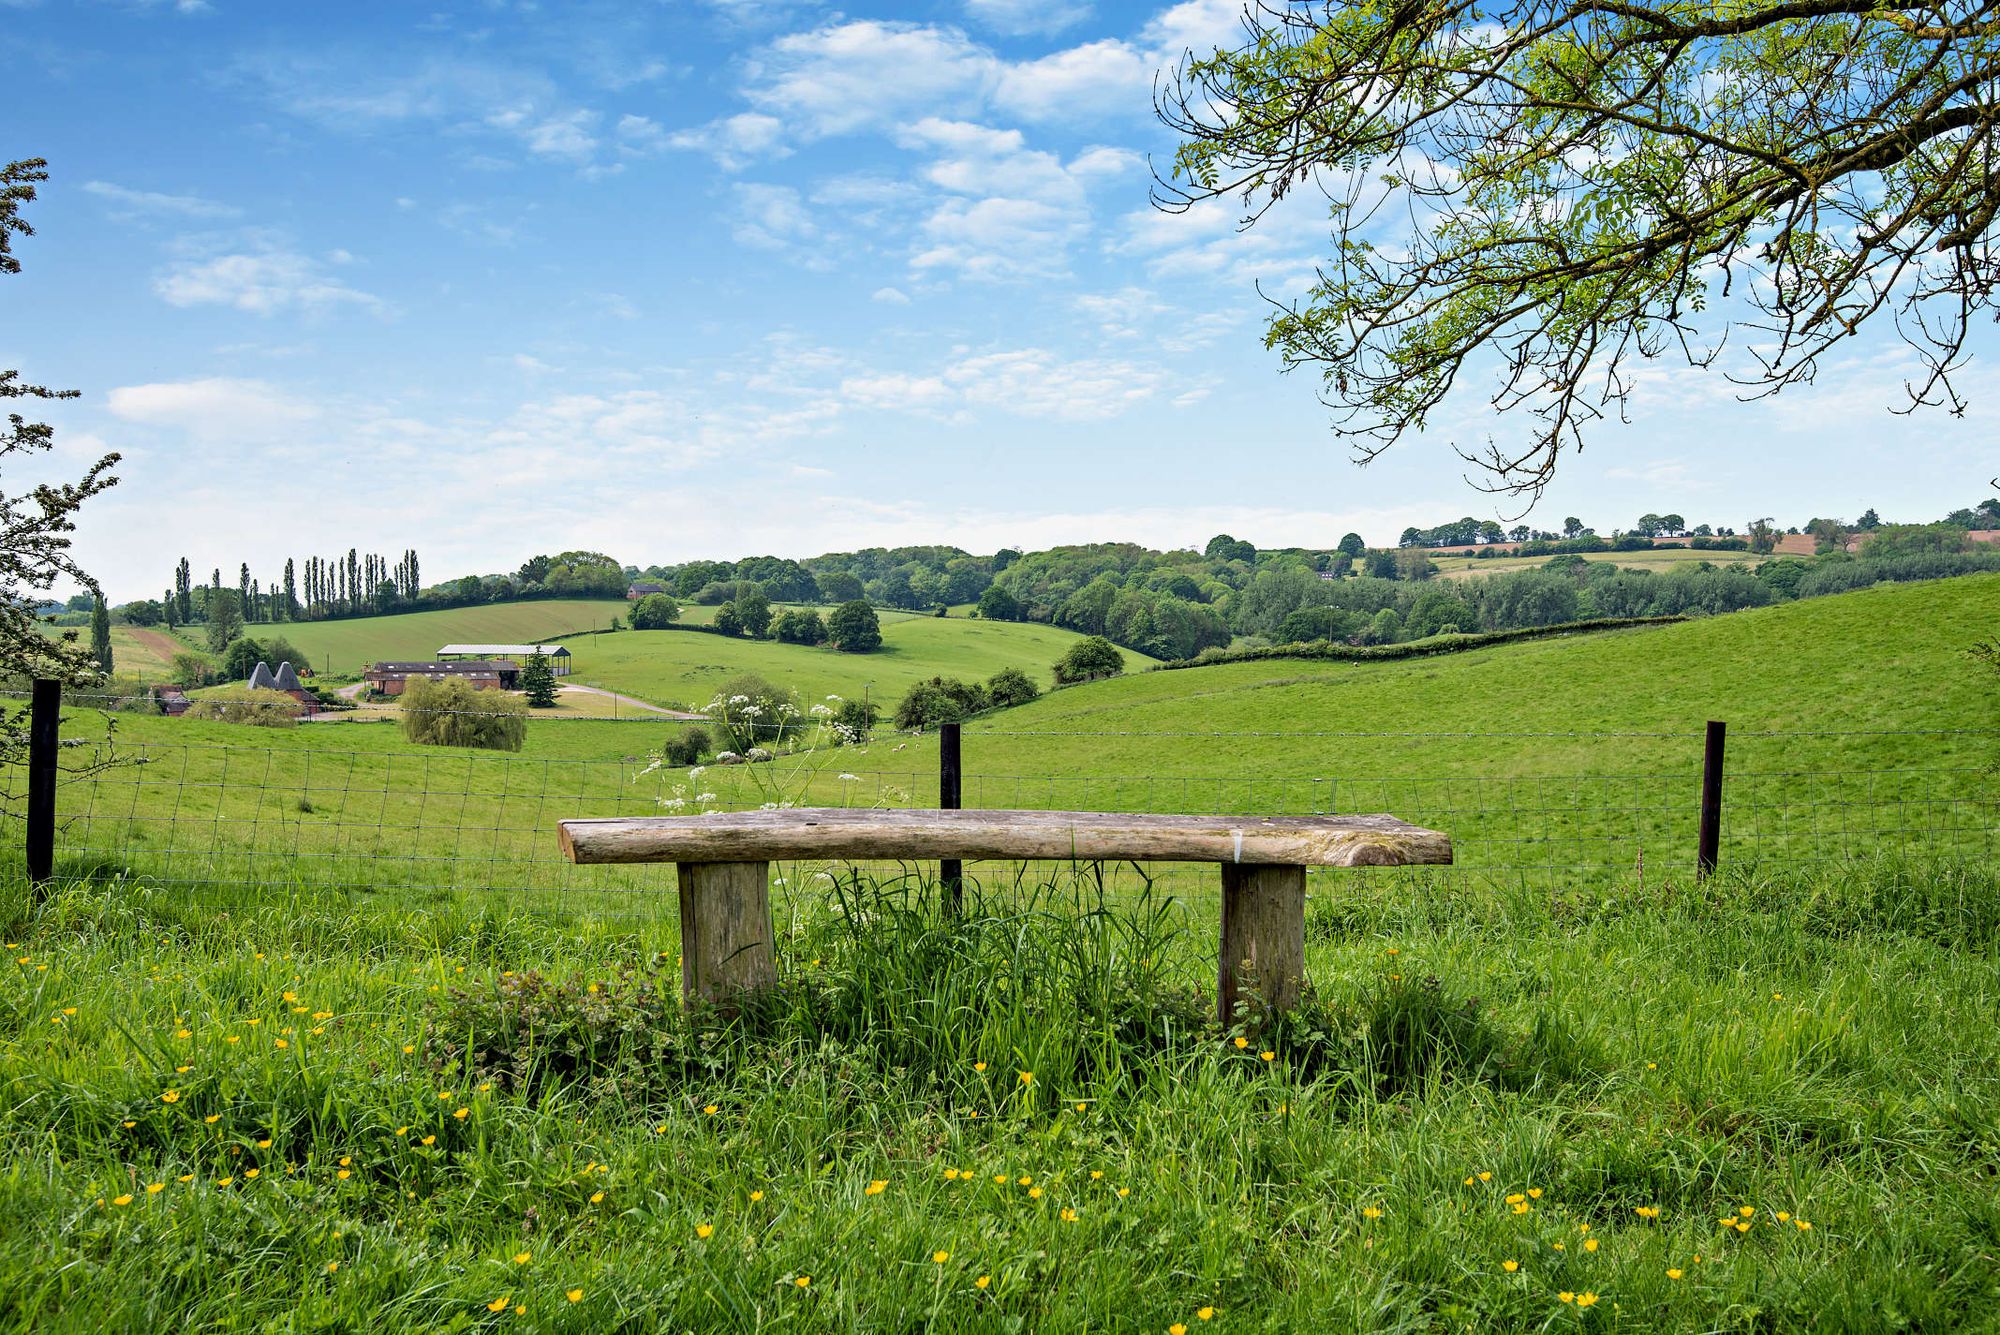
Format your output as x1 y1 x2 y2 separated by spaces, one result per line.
2 853 1998 1330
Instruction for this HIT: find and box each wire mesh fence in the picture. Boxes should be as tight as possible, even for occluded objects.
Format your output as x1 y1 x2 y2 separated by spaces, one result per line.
4 691 1995 917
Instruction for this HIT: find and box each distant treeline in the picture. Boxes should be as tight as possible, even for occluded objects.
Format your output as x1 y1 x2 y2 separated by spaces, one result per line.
93 499 2000 665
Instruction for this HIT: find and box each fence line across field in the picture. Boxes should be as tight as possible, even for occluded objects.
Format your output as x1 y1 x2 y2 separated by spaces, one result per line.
5 683 1995 911
12 691 2000 744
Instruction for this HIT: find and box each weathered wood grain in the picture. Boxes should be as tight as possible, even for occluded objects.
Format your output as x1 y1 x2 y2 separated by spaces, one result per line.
1219 863 1306 1024
677 860 775 1011
560 808 1452 868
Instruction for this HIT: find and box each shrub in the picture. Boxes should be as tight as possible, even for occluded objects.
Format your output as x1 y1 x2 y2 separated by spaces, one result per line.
976 585 1023 621
219 637 263 681
661 725 712 768
708 674 799 751
630 592 681 629
832 697 877 740
985 666 1040 708
894 676 989 730
423 964 695 1099
1051 635 1124 685
184 686 299 727
712 604 744 637
169 652 214 688
732 587 773 637
772 608 826 645
827 600 881 652
399 677 526 752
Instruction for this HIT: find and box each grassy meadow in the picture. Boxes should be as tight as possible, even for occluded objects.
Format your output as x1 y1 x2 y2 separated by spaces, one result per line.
2 852 1998 1331
2 574 1997 1330
196 600 636 676
565 615 1155 712
10 572 1992 944
1430 548 1763 580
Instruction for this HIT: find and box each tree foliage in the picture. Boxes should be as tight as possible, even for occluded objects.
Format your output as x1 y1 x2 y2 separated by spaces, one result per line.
399 678 527 752
629 592 681 629
1052 636 1126 685
520 653 559 708
185 686 299 728
0 159 120 755
1158 1 2000 494
827 600 882 652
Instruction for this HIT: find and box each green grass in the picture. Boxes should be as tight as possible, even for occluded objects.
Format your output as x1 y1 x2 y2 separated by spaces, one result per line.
1431 548 1762 579
212 600 636 675
2 853 1998 1331
565 616 1157 712
21 574 1998 905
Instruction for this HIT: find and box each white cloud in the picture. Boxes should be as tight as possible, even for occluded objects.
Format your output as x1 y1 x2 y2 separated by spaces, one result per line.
486 106 599 160
914 196 1081 278
964 0 1089 36
871 286 911 305
745 21 999 137
893 118 1136 278
83 181 238 219
840 371 956 411
247 55 617 172
665 112 790 170
154 248 386 316
841 347 1172 420
994 40 1154 121
731 183 820 253
947 348 1168 418
1142 0 1249 56
105 377 317 444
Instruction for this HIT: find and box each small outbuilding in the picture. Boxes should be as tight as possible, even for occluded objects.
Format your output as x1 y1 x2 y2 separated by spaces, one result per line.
436 644 570 677
366 660 514 695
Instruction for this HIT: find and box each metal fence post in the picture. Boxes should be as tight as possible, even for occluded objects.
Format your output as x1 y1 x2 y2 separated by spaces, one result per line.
939 721 962 911
26 678 59 890
1696 719 1726 879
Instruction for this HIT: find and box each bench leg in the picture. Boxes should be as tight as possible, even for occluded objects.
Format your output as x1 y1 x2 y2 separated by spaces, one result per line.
1218 863 1306 1025
676 860 776 1012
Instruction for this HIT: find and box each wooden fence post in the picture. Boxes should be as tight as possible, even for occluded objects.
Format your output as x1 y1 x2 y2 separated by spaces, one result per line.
1218 863 1306 1025
26 678 59 891
1696 720 1726 879
939 722 962 911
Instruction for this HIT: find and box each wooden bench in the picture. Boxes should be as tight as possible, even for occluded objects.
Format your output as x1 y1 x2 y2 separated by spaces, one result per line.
558 808 1452 1022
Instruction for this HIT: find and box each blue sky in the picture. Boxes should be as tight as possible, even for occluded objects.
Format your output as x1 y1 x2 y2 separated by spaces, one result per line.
5 0 1994 601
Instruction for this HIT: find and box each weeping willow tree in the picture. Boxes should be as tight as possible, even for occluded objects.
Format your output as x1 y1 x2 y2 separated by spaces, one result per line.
1 159 119 756
1157 1 2000 495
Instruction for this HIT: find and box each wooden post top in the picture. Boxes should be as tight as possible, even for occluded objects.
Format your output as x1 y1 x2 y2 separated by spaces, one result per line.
559 808 1451 868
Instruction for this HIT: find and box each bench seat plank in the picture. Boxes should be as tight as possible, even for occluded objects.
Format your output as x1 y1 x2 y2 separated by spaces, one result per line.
559 808 1451 868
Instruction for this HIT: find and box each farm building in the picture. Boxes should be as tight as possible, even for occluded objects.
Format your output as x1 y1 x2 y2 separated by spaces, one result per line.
436 644 570 677
627 582 666 599
366 660 513 695
246 661 319 716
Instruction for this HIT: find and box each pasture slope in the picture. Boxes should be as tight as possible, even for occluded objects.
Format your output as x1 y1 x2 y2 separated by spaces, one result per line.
1429 546 1763 580
566 614 1153 711
4 574 1999 1330
173 599 1114 708
213 599 634 673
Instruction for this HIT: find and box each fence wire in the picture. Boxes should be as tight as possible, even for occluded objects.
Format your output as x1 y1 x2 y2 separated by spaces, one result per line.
3 712 1995 917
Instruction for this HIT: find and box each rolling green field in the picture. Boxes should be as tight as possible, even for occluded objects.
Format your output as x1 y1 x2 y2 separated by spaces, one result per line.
3 574 1997 1329
1430 547 1763 579
19 573 1997 912
566 616 1157 712
205 600 634 675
